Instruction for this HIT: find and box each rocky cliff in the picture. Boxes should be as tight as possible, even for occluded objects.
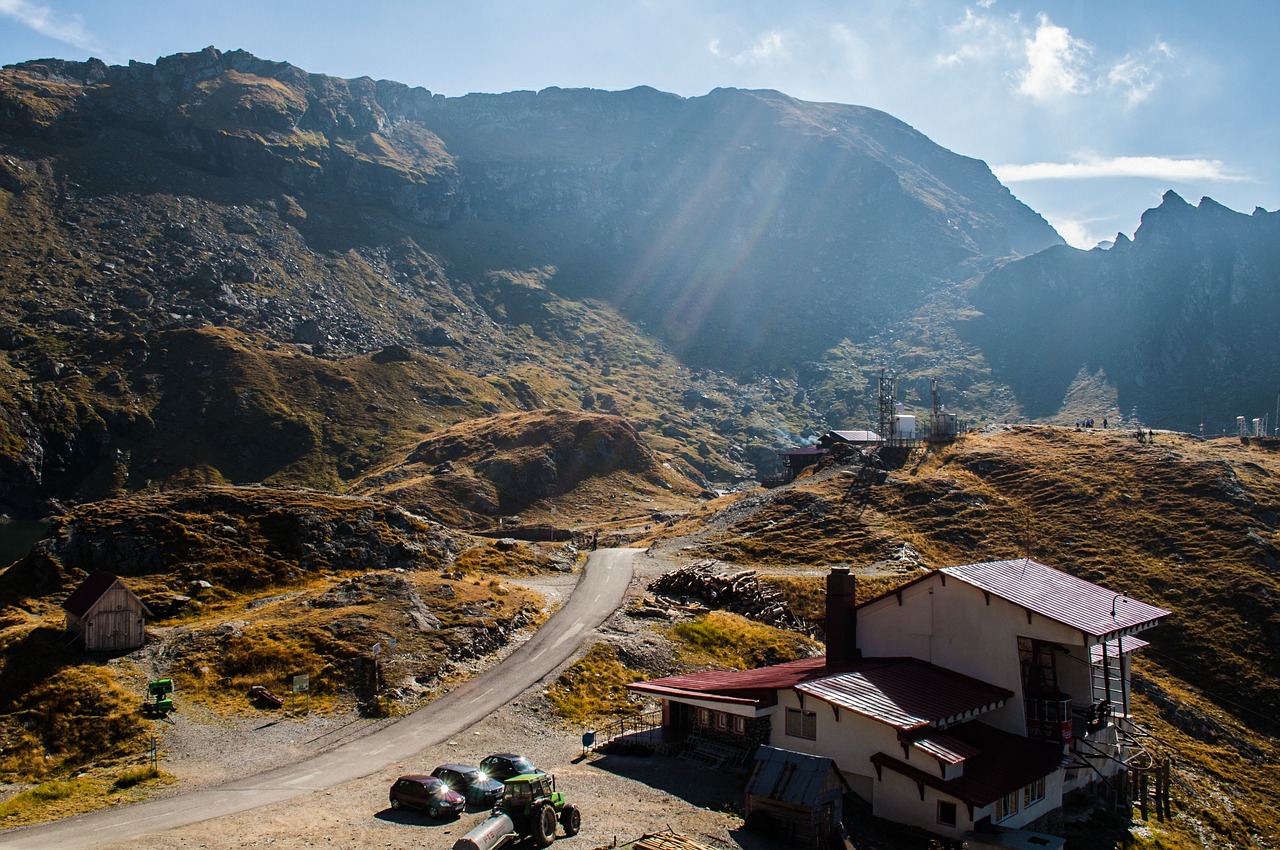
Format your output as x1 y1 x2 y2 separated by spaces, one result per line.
964 192 1280 431
3 46 1060 373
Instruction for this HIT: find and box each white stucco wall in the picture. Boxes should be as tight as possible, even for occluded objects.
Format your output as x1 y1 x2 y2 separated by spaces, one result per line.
768 690 893 799
856 575 1093 735
767 689 966 807
872 769 975 840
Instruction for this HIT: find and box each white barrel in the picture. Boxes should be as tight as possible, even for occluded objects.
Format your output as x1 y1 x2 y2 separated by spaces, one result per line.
452 813 515 850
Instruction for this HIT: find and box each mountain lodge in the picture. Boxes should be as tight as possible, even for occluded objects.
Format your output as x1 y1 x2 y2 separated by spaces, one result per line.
628 559 1170 843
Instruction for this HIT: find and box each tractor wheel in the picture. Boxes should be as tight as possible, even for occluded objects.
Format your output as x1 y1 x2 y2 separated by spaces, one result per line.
560 804 581 836
532 803 558 847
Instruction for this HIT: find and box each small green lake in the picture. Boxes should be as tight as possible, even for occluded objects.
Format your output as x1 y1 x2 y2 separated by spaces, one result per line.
0 519 52 568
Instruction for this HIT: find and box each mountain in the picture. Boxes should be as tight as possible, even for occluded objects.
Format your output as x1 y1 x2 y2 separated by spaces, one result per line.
963 191 1280 432
0 46 1061 515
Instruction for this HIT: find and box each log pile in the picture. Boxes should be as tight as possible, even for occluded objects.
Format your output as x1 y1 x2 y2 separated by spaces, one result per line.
647 560 801 630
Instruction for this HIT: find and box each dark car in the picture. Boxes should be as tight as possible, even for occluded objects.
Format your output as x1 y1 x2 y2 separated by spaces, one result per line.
388 774 465 818
478 753 542 782
431 764 504 808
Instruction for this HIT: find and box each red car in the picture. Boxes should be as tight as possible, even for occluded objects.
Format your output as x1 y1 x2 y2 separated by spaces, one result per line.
389 774 465 818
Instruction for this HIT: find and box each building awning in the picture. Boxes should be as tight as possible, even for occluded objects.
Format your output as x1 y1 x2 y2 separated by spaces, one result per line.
1089 635 1149 661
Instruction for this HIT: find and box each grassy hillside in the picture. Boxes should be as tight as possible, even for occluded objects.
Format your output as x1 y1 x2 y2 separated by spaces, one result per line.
664 426 1279 848
0 486 554 783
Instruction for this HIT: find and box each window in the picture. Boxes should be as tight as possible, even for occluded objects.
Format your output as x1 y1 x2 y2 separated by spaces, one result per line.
1018 636 1059 695
696 708 711 728
732 715 746 734
1024 777 1046 807
714 711 728 731
785 707 817 740
937 801 958 827
995 791 1019 822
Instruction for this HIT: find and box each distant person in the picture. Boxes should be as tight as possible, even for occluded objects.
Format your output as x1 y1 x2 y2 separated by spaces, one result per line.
1103 418 1108 429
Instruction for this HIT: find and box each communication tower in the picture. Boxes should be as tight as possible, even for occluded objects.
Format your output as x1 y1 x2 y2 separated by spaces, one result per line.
878 368 897 443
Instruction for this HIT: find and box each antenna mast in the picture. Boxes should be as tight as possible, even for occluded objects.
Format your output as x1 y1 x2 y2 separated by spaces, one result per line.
878 368 897 443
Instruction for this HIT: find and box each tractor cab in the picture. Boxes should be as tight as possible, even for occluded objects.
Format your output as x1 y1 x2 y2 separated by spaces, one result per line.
502 773 557 810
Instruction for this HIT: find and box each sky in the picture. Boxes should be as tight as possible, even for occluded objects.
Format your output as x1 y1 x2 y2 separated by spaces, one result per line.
1 0 1275 249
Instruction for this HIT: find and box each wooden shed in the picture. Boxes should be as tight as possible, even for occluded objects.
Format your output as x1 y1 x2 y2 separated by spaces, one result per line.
745 745 850 849
63 572 152 652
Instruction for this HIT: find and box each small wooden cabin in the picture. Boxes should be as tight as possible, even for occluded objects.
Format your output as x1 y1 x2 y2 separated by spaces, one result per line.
745 745 849 849
63 572 152 652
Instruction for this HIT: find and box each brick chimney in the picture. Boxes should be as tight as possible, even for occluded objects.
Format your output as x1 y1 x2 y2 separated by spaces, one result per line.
825 567 859 668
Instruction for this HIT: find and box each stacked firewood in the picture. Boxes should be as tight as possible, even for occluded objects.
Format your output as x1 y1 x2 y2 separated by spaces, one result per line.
647 560 801 630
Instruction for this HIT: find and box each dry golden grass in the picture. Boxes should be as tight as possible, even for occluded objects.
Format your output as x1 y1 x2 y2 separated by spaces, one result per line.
546 643 649 725
668 611 821 671
356 408 699 529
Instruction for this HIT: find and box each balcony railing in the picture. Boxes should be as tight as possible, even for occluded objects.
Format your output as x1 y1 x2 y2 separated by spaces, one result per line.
1025 694 1073 745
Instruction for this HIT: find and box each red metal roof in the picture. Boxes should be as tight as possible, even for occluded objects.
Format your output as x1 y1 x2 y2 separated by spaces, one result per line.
628 656 828 707
631 655 1012 728
912 731 981 765
872 721 1072 807
796 659 1012 731
940 559 1170 638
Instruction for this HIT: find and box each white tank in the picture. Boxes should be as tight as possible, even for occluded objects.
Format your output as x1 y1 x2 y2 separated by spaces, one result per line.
453 813 515 850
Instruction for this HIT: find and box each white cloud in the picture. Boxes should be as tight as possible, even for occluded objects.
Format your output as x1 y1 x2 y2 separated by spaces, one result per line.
1044 215 1105 250
994 155 1245 183
937 8 1018 67
1016 15 1092 100
1106 41 1175 107
941 10 1173 108
0 0 96 51
708 30 790 66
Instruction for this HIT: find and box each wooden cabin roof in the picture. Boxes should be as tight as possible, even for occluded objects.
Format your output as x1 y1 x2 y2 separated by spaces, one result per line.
62 571 151 617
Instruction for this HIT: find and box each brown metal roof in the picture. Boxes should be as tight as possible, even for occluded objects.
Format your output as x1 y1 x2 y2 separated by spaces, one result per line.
940 559 1170 638
872 721 1072 807
796 659 1012 731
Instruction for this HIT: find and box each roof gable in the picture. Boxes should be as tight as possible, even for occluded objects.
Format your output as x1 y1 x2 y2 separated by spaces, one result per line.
940 559 1170 637
62 572 150 618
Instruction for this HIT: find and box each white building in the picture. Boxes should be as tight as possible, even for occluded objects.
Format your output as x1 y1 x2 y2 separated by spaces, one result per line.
629 559 1169 842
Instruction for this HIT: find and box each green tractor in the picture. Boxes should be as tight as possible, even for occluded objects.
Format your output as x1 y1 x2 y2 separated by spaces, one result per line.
500 773 580 847
453 772 581 850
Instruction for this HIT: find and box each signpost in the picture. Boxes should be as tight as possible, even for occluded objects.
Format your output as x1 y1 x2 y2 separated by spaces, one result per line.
292 673 310 716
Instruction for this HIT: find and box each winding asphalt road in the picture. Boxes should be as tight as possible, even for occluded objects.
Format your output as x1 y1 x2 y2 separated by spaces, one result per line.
0 548 637 850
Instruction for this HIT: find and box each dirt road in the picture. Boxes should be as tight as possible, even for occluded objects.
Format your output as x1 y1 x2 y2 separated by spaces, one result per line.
0 549 638 850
